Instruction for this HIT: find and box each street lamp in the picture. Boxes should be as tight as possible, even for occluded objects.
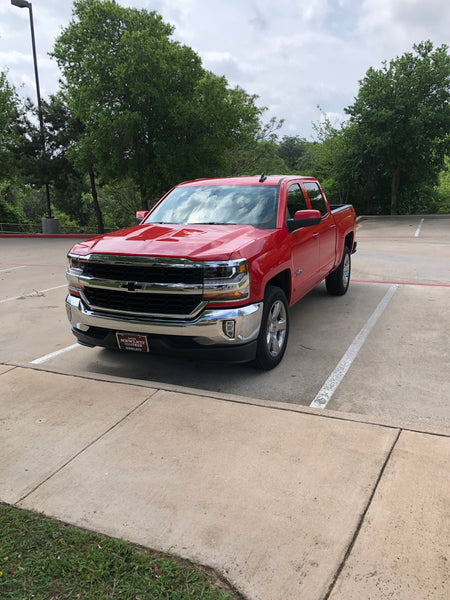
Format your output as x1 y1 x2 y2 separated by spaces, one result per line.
11 0 53 222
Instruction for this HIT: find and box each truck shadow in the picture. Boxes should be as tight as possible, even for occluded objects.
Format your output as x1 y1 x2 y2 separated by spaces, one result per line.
80 282 373 406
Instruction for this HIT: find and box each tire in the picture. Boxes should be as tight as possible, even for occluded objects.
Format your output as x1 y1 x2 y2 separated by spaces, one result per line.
254 286 289 370
326 246 351 296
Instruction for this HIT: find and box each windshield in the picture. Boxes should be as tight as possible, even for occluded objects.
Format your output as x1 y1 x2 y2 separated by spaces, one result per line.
145 185 279 229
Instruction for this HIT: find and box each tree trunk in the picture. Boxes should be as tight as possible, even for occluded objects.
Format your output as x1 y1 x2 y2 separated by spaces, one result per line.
390 164 401 215
89 168 104 234
140 188 149 211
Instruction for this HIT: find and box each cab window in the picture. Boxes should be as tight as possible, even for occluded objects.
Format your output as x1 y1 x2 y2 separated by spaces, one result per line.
303 182 328 216
286 183 308 220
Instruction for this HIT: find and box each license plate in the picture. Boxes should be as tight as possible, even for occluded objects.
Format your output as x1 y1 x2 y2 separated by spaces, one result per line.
116 333 149 352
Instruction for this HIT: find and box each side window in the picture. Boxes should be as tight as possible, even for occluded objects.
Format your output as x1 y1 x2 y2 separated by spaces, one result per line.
286 183 308 220
303 182 328 216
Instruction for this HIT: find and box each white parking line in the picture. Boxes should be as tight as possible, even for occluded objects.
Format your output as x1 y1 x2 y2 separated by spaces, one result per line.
0 284 67 304
30 343 80 364
310 284 399 409
415 218 424 237
0 265 27 273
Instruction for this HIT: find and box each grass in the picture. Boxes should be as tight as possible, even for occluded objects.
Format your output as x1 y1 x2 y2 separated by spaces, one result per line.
0 504 242 600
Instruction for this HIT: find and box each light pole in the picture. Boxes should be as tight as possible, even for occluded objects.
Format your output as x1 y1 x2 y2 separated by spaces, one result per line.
11 0 53 223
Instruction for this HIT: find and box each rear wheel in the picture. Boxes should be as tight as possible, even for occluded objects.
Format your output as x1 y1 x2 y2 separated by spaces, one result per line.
254 286 289 370
326 246 351 296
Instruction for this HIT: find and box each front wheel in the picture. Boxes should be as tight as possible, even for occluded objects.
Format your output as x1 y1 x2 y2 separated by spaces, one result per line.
326 246 351 296
254 286 289 370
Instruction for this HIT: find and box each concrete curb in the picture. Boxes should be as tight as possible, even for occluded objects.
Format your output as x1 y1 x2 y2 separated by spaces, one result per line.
10 360 450 439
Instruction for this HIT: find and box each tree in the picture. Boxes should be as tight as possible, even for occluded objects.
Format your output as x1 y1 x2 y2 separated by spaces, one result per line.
276 135 308 172
435 157 450 213
0 71 23 181
227 115 286 175
0 71 30 224
52 0 262 211
345 41 450 214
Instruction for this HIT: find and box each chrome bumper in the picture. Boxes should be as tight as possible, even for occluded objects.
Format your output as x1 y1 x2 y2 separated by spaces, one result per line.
65 294 263 346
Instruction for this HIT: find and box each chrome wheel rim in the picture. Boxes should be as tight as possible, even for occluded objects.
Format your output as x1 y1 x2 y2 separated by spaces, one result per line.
342 253 350 287
265 300 287 357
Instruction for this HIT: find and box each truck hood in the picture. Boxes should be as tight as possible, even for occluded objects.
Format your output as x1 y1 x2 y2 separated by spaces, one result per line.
70 223 271 262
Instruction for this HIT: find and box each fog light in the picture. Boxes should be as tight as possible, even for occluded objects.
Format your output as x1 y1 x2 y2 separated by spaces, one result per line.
68 283 83 297
224 320 235 339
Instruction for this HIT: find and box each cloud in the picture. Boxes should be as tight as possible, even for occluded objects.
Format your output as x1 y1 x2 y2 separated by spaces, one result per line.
1 0 449 139
358 0 450 60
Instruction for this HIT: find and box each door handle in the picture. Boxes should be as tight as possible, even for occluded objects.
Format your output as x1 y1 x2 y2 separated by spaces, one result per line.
313 233 320 238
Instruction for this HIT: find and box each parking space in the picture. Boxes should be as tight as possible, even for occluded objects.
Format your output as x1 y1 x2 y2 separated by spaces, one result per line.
0 238 75 363
1 216 449 428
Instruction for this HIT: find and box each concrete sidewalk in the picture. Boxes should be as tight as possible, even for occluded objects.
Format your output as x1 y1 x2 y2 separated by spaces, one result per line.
1 364 449 599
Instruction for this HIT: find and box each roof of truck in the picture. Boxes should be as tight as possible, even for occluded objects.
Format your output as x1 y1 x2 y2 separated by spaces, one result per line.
178 174 316 187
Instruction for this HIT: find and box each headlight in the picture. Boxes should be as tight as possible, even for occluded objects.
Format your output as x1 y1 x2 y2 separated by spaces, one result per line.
203 259 249 301
67 253 84 274
66 254 85 296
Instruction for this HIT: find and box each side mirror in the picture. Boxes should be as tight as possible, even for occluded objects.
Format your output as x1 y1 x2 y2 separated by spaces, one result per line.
287 209 321 232
135 210 149 224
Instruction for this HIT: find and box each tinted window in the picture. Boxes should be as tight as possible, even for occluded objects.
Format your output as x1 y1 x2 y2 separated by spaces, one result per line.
303 182 327 216
286 183 308 219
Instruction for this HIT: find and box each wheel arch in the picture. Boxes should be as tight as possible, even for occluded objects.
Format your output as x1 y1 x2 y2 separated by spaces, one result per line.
265 269 291 303
344 232 355 253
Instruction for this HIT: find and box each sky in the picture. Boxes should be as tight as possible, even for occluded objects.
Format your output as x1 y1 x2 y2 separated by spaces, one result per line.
1 0 449 139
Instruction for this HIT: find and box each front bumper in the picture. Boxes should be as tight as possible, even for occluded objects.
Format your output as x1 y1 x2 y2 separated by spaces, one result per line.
65 294 263 362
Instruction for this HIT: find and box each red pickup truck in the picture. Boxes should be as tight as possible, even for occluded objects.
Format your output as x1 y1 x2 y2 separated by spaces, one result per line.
66 175 356 369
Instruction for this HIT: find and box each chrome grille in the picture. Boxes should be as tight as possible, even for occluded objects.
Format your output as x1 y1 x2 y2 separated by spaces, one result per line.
81 262 202 285
83 288 203 317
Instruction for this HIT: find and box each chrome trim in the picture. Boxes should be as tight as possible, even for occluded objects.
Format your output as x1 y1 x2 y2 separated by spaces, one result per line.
69 276 203 295
66 295 263 346
68 253 205 269
67 253 248 275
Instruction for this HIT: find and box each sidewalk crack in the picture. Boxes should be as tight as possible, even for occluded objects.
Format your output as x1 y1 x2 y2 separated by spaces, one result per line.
15 394 154 505
322 428 402 600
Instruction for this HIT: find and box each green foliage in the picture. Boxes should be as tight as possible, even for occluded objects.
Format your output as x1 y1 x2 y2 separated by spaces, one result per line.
226 115 286 175
52 0 263 209
434 157 450 213
0 71 24 181
0 181 28 224
276 135 309 172
86 181 141 231
0 504 237 599
345 41 450 213
295 116 353 206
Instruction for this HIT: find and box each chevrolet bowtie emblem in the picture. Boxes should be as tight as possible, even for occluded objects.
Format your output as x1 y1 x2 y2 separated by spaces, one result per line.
123 282 142 291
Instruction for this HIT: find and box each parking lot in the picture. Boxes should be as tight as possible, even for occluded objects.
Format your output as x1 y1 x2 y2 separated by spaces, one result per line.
1 215 449 428
1 216 449 600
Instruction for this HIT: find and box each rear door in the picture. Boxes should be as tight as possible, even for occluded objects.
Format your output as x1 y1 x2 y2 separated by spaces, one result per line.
302 181 336 275
286 182 322 301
